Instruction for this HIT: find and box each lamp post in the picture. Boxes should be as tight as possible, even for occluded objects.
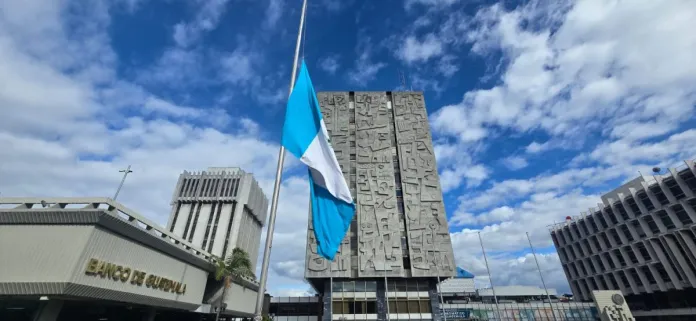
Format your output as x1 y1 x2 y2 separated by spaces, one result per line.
113 165 133 201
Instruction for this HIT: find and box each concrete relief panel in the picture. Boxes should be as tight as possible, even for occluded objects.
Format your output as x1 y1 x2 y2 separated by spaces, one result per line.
392 92 455 277
305 92 352 279
355 92 404 277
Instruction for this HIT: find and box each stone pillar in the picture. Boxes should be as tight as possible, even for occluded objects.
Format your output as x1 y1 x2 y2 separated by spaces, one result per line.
376 279 388 321
33 300 64 321
322 280 332 321
428 279 442 321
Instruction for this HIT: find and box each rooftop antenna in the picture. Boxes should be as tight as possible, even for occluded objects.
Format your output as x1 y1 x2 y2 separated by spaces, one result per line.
398 70 406 91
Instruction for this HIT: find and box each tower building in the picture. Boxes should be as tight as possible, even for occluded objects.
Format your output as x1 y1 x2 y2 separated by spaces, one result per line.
305 92 456 321
167 167 268 269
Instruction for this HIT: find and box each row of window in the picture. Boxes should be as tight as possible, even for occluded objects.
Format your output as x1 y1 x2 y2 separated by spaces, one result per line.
552 170 696 247
556 201 696 263
331 299 433 315
564 230 696 281
569 234 696 300
331 280 432 293
177 176 241 198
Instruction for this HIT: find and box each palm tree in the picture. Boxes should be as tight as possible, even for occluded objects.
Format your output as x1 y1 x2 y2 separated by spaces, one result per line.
214 248 256 321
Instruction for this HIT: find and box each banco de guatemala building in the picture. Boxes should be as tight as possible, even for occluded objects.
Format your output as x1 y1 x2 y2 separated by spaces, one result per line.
305 92 456 321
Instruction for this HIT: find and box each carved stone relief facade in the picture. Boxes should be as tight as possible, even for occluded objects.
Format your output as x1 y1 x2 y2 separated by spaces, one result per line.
355 92 404 277
304 91 455 280
305 92 352 279
392 92 455 277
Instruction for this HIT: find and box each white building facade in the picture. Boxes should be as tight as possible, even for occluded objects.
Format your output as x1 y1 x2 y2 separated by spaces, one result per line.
167 167 269 268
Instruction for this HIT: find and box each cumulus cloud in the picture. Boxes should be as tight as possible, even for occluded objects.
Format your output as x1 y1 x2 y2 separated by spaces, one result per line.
318 55 340 74
501 156 529 171
397 33 444 63
0 0 306 296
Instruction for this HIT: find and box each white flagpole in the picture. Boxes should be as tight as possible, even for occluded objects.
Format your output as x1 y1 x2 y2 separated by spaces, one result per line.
478 232 501 320
526 232 558 321
436 257 447 321
254 0 308 319
384 255 390 321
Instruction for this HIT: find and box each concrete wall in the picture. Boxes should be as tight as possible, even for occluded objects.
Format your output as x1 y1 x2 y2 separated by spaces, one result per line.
0 225 207 310
225 282 258 315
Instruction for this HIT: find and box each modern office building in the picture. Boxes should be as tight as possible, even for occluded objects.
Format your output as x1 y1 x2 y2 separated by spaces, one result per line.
304 92 456 321
0 197 264 321
550 160 696 320
167 167 269 268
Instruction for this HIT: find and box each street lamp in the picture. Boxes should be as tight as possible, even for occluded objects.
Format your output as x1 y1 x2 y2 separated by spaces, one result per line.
113 165 133 201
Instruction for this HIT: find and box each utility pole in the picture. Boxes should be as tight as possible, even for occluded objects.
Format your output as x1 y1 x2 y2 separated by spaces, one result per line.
113 165 133 201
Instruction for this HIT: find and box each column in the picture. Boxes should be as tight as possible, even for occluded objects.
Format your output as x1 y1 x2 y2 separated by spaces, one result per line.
322 280 332 321
376 279 388 321
428 279 443 321
33 300 63 321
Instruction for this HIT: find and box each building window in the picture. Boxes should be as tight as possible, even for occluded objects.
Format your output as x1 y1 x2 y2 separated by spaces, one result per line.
591 236 602 251
604 253 616 269
626 197 642 216
665 178 685 200
618 270 630 288
655 263 671 282
350 140 356 147
615 203 630 221
680 171 696 193
605 274 618 289
613 249 626 267
642 266 657 284
672 204 693 225
637 191 655 211
632 220 646 238
656 210 676 229
635 242 651 261
595 213 608 230
609 228 623 245
642 215 661 234
629 268 641 286
650 185 670 206
595 255 605 271
624 246 639 264
605 208 619 225
580 220 591 234
620 224 633 242
350 154 356 161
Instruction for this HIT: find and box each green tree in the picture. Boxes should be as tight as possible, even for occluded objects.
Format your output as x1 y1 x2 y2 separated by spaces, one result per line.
215 247 256 281
214 248 256 321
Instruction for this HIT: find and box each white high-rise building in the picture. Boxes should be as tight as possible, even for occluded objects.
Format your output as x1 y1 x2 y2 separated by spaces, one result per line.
166 167 268 269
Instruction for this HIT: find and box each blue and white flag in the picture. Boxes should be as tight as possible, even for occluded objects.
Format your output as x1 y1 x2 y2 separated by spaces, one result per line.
281 60 356 261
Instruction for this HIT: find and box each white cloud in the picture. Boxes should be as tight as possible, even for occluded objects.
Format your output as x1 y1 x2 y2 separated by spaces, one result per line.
318 55 340 74
431 0 696 148
347 38 387 85
0 0 307 296
525 141 550 154
263 0 284 29
501 156 529 170
397 33 444 63
405 0 459 10
172 0 230 47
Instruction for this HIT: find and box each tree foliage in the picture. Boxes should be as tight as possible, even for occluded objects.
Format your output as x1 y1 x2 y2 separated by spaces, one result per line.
215 247 256 281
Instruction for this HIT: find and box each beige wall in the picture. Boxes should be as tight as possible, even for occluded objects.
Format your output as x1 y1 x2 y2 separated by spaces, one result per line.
225 282 258 315
0 225 208 308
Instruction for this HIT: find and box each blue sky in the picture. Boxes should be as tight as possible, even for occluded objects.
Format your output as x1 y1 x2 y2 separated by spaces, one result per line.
1 0 696 296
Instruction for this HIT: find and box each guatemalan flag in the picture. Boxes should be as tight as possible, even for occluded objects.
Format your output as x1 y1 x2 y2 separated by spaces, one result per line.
281 60 356 261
